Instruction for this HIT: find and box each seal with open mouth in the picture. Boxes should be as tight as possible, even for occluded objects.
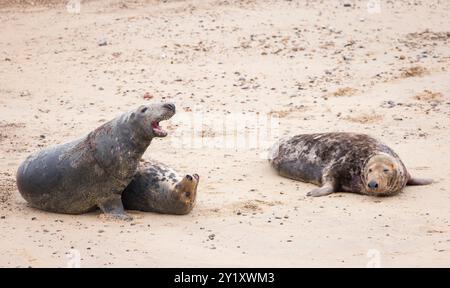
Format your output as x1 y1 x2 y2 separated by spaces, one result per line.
16 102 176 220
122 160 199 215
269 132 432 197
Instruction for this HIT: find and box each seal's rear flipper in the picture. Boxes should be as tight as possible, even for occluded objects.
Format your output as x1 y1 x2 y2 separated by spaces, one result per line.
407 177 433 186
98 197 133 221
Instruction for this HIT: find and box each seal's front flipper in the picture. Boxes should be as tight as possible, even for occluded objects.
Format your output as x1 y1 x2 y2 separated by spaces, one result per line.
306 184 334 197
407 177 433 186
98 197 132 221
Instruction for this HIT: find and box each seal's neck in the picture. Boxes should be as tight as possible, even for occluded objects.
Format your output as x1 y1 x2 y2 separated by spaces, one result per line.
115 113 153 158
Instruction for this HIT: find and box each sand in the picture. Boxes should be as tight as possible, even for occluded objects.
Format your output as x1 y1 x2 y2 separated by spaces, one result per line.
0 0 449 267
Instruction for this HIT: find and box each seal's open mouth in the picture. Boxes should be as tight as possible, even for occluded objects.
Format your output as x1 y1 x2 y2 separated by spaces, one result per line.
151 121 167 137
149 103 175 138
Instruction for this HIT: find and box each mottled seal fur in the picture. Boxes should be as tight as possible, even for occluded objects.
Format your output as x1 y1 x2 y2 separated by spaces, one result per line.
16 103 176 220
122 160 199 215
269 132 432 197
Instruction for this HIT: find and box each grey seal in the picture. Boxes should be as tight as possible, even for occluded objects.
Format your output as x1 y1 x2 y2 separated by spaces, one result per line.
269 132 432 197
122 160 199 215
16 103 176 220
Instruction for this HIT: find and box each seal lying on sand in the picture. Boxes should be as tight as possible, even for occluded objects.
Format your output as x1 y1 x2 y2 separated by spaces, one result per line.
16 103 176 220
122 161 199 215
269 132 432 197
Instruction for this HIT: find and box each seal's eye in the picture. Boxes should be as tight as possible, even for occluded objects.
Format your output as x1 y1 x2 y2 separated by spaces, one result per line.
383 168 390 173
368 169 372 173
140 107 148 113
185 192 191 197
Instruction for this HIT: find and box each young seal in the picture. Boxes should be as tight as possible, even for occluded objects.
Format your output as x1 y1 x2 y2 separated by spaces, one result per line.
16 103 176 220
122 161 199 215
269 132 432 197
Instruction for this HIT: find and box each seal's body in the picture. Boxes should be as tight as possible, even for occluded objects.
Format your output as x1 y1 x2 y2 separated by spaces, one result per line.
122 161 199 215
269 133 432 197
16 103 176 220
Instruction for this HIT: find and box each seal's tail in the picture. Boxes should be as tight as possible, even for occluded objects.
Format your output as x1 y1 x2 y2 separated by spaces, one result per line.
406 177 433 186
267 141 277 160
267 139 284 170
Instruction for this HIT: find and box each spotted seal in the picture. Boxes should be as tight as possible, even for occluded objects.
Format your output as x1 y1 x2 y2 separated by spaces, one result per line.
269 132 432 197
16 103 176 220
122 160 199 215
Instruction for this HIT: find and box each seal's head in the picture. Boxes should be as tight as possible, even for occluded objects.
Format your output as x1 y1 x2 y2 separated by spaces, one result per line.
362 153 407 196
132 102 176 138
172 173 199 215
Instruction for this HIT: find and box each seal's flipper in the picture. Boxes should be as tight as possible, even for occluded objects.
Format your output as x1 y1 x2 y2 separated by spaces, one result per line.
407 177 433 186
306 184 335 197
98 197 132 221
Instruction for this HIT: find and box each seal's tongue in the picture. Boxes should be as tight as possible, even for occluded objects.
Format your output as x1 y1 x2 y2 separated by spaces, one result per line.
151 121 167 137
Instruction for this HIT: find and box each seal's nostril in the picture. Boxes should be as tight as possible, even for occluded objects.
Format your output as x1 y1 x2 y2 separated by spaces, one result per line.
163 103 175 112
186 175 193 181
368 180 378 189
